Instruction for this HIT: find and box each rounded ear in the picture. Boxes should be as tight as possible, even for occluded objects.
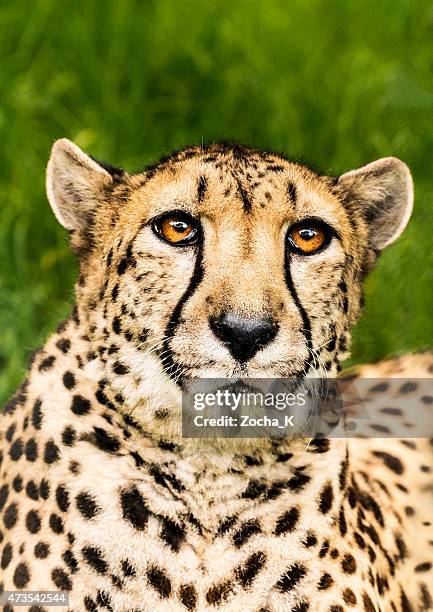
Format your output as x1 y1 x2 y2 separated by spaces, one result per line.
46 138 113 231
336 157 414 250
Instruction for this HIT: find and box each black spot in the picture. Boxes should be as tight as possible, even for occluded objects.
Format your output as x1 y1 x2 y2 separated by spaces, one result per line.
372 451 404 475
39 355 56 371
287 181 297 202
308 438 330 453
235 551 266 587
339 454 349 490
84 596 98 611
160 516 186 551
120 485 149 530
111 284 119 301
111 574 123 589
233 519 261 547
400 589 413 612
71 394 91 415
276 563 307 592
147 565 171 598
39 479 50 499
34 541 50 558
31 399 43 430
63 549 79 573
82 546 108 574
380 406 402 416
5 422 16 442
51 567 72 591
76 491 100 519
12 475 23 492
49 513 64 534
205 580 233 605
218 514 237 535
318 572 334 590
56 338 71 353
25 437 38 461
319 539 329 557
13 561 30 588
149 464 185 492
341 553 357 574
1 543 12 569
3 503 18 528
242 479 267 499
302 532 317 547
63 371 76 389
112 316 122 334
130 450 145 467
62 426 76 446
179 583 197 610
318 483 334 513
26 510 41 533
4 379 28 414
237 180 252 212
399 382 417 394
287 471 311 491
0 485 8 511
9 437 23 461
56 485 70 512
117 250 136 275
339 506 347 536
113 361 129 375
276 452 293 462
44 439 60 464
357 490 384 527
292 603 309 612
420 584 433 610
342 588 357 605
121 559 136 577
415 562 432 572
275 507 299 535
369 382 389 393
92 427 120 453
326 334 337 352
197 175 207 202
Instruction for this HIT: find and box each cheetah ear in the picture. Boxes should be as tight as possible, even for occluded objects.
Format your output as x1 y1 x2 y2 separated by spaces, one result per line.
46 138 114 231
336 157 413 250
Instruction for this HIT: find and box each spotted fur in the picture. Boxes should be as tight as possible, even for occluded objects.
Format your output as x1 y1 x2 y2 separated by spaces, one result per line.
0 140 431 611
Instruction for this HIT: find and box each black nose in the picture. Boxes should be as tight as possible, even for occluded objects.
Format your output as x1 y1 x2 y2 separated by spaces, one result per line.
209 312 279 363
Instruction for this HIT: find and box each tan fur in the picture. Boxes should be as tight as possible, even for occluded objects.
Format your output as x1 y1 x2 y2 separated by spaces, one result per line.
0 141 430 611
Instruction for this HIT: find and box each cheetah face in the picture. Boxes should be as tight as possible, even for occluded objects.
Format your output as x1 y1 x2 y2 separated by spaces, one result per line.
46 140 413 433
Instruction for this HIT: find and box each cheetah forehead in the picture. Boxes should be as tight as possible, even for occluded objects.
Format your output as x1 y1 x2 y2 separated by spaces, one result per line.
126 143 335 219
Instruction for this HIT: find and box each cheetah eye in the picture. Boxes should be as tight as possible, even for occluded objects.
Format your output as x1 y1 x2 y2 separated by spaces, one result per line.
287 219 332 255
152 211 200 246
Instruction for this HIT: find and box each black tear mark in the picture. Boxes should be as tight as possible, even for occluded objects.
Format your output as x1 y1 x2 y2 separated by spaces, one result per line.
284 251 316 372
160 243 204 385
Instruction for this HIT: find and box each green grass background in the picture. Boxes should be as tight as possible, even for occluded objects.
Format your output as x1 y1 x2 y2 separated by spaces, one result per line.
1 0 433 404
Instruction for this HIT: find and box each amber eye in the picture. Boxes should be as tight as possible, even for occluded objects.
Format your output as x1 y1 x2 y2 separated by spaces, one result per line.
287 220 331 255
152 211 200 246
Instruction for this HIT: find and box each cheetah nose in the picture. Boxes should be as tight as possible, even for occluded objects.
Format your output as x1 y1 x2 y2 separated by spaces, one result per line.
209 312 279 363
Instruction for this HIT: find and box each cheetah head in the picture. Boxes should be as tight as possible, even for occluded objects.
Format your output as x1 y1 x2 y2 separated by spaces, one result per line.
46 140 413 440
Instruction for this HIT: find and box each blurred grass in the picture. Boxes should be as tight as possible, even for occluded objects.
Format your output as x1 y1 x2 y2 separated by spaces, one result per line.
1 0 433 403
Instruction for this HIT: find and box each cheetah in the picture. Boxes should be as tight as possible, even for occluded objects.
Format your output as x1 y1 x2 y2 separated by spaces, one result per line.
0 139 432 611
